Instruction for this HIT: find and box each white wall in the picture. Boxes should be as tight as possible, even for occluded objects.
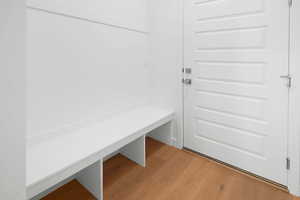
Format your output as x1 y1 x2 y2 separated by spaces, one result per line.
289 0 300 196
26 1 150 140
0 0 26 199
148 0 183 147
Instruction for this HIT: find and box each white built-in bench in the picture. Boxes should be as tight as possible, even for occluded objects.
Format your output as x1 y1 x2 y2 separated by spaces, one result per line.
26 106 174 199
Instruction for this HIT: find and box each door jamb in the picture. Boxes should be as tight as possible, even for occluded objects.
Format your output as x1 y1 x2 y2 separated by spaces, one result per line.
288 0 300 196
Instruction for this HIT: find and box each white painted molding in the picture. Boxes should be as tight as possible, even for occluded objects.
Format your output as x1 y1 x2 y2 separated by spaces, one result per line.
26 0 148 33
288 0 300 196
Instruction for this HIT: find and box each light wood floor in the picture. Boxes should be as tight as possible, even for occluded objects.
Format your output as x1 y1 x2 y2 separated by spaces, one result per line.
42 138 299 200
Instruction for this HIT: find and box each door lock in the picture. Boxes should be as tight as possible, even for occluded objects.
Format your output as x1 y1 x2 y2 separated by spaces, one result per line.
183 68 192 74
185 68 192 74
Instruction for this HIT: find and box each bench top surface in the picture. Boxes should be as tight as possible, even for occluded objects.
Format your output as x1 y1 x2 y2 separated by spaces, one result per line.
26 106 174 188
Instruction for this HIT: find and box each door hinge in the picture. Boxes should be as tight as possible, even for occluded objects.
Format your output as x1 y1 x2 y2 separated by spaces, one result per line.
280 75 292 88
286 158 291 170
289 0 292 7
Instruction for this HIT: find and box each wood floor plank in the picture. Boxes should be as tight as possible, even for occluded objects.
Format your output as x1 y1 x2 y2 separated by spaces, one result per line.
42 180 95 200
42 138 298 200
160 158 211 200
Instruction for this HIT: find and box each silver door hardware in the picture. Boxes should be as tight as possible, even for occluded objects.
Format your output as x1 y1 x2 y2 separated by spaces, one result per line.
280 75 292 88
287 157 291 170
182 68 192 74
183 79 192 85
185 68 192 74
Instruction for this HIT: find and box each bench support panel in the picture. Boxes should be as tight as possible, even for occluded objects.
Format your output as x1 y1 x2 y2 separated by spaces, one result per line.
148 121 174 146
76 160 103 200
121 135 146 167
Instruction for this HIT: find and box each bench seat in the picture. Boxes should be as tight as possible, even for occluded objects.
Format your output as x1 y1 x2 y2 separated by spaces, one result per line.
26 106 174 199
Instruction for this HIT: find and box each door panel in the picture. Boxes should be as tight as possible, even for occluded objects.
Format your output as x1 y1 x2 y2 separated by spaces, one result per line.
184 0 289 185
194 91 267 120
194 62 266 84
195 0 264 20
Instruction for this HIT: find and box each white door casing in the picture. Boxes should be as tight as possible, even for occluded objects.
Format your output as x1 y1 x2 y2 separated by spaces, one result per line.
184 0 289 185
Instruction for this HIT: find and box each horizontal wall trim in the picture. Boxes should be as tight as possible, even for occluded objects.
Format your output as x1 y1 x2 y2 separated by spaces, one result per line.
27 6 149 35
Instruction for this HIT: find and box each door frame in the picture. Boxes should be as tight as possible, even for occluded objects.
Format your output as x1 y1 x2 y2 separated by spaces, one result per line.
288 0 300 196
177 0 300 196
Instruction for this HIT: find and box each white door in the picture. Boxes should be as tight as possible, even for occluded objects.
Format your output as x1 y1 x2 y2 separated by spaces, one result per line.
184 0 290 185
